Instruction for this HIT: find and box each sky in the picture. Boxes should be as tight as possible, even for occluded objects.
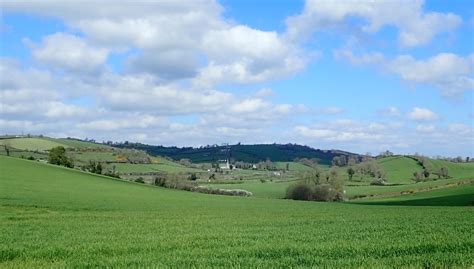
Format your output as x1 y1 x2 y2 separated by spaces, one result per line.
0 0 473 157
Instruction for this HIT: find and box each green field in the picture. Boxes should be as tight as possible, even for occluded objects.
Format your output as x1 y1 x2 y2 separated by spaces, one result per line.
1 155 473 267
355 184 474 206
0 137 108 152
109 162 202 173
376 156 422 184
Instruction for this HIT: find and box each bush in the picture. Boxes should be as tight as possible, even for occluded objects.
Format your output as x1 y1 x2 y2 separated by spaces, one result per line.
188 173 198 181
370 178 387 186
135 177 145 183
48 146 73 168
286 182 343 202
260 179 267 183
286 182 314 201
84 161 103 175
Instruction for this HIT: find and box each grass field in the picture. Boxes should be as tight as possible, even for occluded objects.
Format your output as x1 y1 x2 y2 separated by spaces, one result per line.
354 184 474 206
0 138 66 152
1 155 473 267
376 156 422 184
109 163 202 173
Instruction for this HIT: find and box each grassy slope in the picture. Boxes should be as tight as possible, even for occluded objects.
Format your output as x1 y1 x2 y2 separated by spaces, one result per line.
354 184 474 206
1 156 473 267
110 163 202 173
0 138 66 152
377 156 422 184
274 162 315 172
206 180 296 199
0 137 109 152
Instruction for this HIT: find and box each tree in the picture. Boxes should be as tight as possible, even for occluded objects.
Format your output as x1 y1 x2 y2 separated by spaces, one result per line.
423 168 430 179
188 173 197 181
413 171 424 182
347 156 358 166
48 146 73 168
439 167 449 179
332 156 347 167
286 163 290 171
347 167 355 181
84 161 102 174
3 144 10 156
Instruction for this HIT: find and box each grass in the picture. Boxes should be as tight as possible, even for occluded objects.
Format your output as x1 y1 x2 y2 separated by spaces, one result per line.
0 138 66 152
0 137 109 152
354 184 474 206
1 155 473 267
108 163 202 173
274 162 316 172
376 156 422 184
206 180 296 199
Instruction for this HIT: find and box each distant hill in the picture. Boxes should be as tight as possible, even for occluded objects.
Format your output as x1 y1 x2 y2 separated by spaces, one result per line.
0 136 110 152
113 143 360 165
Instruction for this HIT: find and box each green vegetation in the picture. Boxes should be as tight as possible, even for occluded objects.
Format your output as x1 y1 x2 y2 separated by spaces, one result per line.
0 137 66 152
355 184 474 206
1 155 473 267
115 142 357 165
377 156 422 184
48 146 73 168
0 137 109 152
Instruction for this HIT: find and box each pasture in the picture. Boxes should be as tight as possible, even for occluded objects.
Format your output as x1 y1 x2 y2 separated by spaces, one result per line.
1 156 473 268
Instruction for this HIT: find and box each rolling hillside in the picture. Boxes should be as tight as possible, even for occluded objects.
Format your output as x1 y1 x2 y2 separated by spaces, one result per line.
114 142 360 164
0 137 109 152
0 155 473 267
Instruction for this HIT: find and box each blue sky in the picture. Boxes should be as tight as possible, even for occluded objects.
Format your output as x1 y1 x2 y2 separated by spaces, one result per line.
0 0 473 157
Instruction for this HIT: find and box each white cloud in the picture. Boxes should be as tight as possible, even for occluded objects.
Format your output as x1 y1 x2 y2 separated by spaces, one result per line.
416 124 436 133
254 88 275 98
3 1 308 85
334 49 384 65
286 0 461 47
77 115 167 131
336 50 474 96
448 123 471 135
29 33 108 72
408 107 439 121
388 53 474 96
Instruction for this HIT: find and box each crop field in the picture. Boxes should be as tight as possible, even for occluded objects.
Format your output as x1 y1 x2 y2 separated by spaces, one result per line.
355 184 474 206
206 180 296 199
1 155 473 268
0 138 66 152
108 162 202 173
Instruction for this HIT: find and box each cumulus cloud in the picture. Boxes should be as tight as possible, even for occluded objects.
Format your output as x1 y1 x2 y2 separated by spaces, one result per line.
29 33 108 72
416 124 436 133
408 107 439 121
335 50 474 96
3 1 308 85
286 0 461 47
388 53 474 96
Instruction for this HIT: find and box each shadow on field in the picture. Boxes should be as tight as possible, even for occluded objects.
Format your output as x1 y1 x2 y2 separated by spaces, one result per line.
356 194 474 207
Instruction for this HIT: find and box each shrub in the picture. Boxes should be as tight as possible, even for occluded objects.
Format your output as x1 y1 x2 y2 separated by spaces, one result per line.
188 173 198 181
286 181 344 202
412 171 425 183
135 177 145 183
48 146 73 168
439 167 449 179
104 172 120 179
84 161 103 175
285 182 314 201
370 178 387 186
260 179 267 183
